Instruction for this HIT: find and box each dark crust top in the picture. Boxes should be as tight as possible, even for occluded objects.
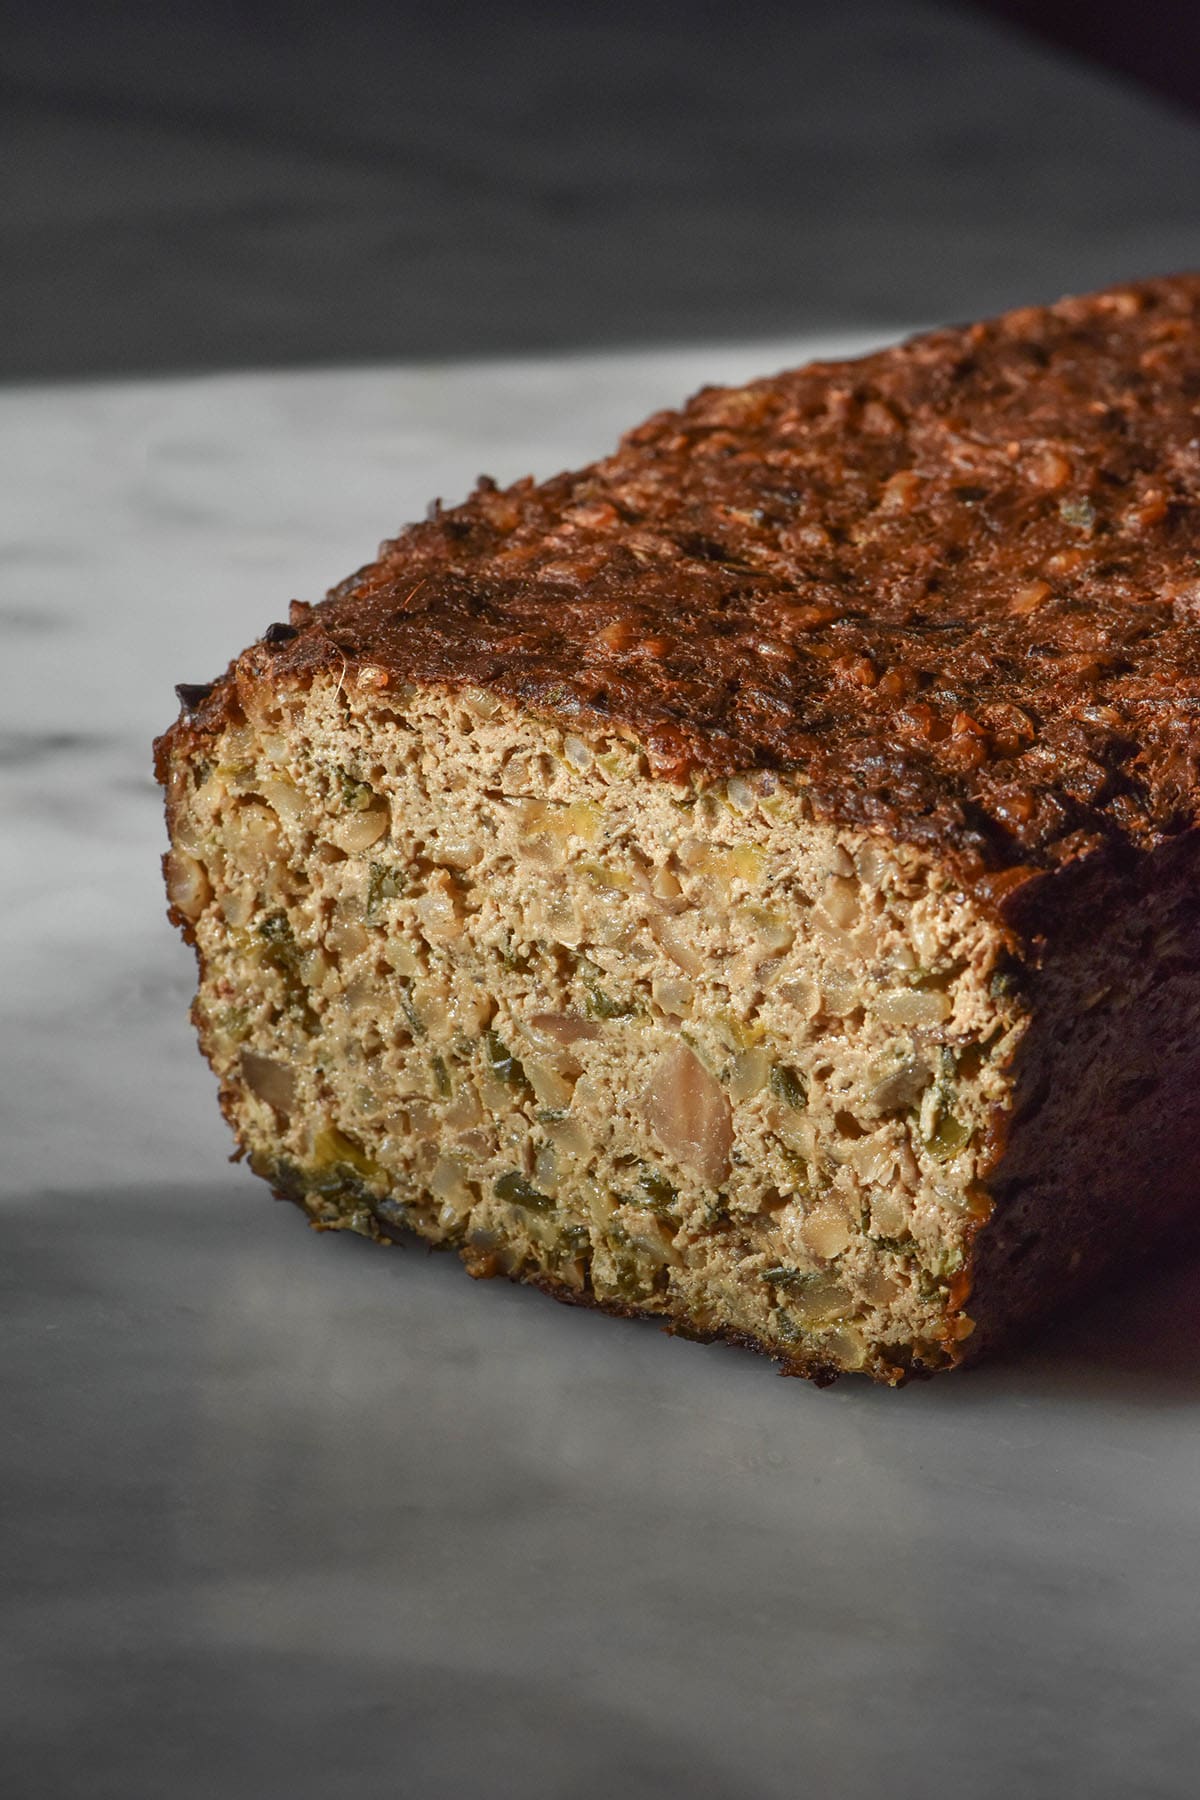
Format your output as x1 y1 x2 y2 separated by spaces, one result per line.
166 276 1200 902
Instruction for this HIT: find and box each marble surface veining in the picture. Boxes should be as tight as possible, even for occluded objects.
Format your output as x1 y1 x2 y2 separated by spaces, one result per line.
4 342 1200 1799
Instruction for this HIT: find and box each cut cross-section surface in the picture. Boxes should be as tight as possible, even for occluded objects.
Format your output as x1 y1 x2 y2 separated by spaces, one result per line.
158 275 1200 1383
163 676 1029 1382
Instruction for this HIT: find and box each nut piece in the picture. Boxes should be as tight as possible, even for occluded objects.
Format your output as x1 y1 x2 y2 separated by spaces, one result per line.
327 804 390 853
165 848 211 922
241 1050 296 1114
642 1041 732 1188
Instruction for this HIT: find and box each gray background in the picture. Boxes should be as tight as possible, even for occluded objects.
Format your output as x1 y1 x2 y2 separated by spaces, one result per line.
3 0 1200 381
5 5 1200 1797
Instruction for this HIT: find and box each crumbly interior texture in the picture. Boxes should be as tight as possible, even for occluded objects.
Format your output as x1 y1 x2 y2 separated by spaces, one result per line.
164 673 1027 1384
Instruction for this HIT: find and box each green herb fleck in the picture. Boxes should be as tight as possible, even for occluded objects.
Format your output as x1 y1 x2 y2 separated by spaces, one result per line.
632 1167 679 1215
431 1054 451 1098
769 1063 807 1110
702 1193 732 1226
484 1030 530 1094
216 1003 251 1042
604 1232 663 1303
923 1046 973 1161
366 861 405 919
338 769 376 811
584 985 637 1019
871 1234 916 1257
578 956 638 1019
257 1127 389 1213
397 980 426 1039
257 911 317 1026
494 1171 555 1211
258 910 296 955
989 967 1020 1004
761 1265 824 1290
371 1194 416 1231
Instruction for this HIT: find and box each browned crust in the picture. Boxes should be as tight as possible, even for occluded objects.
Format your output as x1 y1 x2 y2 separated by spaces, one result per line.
160 274 1200 909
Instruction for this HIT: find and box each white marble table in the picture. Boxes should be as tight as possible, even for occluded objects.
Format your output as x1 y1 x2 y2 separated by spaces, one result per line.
5 342 1200 1799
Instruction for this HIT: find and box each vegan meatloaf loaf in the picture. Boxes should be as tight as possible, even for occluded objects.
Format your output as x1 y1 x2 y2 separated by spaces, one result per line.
157 274 1200 1385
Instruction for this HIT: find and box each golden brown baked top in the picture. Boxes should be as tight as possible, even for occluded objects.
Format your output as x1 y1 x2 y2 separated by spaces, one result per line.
176 275 1200 890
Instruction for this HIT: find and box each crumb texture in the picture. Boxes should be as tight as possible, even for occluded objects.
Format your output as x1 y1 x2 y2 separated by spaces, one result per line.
164 678 1026 1383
